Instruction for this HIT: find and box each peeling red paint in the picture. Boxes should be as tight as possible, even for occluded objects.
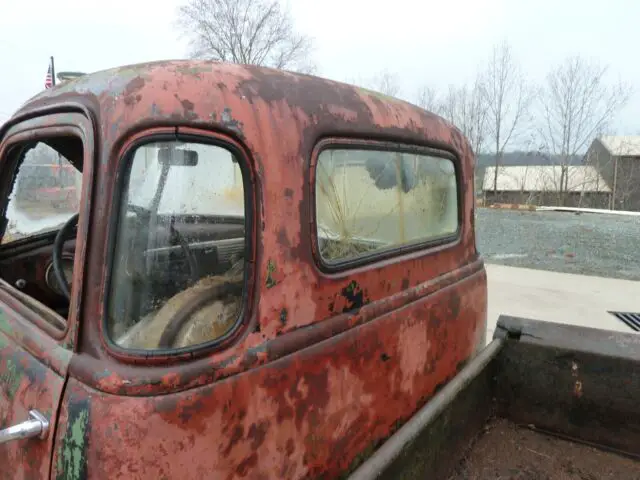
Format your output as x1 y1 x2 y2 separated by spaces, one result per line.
6 60 486 478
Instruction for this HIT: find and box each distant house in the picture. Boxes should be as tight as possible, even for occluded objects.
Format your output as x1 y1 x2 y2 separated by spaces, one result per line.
585 136 640 211
475 151 583 202
482 165 611 208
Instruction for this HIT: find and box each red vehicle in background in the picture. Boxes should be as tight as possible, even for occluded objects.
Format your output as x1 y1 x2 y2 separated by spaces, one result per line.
15 154 79 210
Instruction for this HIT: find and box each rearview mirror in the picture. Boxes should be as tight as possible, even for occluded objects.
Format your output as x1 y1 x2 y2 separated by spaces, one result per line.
157 147 199 167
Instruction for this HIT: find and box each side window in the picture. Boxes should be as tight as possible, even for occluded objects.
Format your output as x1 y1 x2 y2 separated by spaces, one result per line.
108 140 246 352
2 142 81 244
315 147 458 263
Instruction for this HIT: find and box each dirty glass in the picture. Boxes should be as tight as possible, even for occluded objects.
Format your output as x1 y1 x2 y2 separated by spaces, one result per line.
2 142 82 245
108 140 246 351
315 148 458 262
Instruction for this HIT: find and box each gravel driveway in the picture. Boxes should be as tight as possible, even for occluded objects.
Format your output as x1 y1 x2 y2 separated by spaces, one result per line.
476 208 640 281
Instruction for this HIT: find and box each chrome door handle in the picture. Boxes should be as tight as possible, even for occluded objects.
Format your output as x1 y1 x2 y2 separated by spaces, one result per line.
0 410 49 444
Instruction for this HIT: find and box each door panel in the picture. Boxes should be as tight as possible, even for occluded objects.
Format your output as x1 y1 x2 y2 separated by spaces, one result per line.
50 269 486 479
0 304 71 480
0 112 94 479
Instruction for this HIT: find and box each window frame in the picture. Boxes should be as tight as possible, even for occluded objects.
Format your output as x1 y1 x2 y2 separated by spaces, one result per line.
310 137 463 273
0 115 92 346
102 131 254 357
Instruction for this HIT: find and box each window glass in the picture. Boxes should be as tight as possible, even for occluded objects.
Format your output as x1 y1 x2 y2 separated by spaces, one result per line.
315 148 458 262
108 140 246 351
2 142 82 244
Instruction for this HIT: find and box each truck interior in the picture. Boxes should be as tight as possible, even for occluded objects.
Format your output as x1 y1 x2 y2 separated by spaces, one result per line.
0 136 84 323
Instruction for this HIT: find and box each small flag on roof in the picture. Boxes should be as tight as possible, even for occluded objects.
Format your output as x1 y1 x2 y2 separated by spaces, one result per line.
45 63 54 89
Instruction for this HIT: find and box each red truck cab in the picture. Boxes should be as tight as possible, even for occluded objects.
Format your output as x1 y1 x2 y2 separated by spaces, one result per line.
0 61 486 478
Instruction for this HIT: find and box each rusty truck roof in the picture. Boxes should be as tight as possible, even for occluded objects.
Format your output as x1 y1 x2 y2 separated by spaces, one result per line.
8 60 471 161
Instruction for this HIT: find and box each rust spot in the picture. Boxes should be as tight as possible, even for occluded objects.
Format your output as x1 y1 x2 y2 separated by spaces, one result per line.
276 227 290 248
236 452 258 476
124 94 142 106
223 425 245 456
574 380 583 398
284 188 294 198
286 438 295 455
180 98 195 112
123 76 146 97
220 107 244 136
174 94 198 120
247 420 269 449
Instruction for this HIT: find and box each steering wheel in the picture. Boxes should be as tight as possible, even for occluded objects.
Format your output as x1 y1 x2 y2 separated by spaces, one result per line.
125 206 199 284
52 212 79 300
52 210 199 301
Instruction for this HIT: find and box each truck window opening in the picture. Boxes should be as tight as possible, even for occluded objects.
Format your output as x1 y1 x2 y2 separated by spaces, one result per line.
315 147 459 264
0 137 83 324
107 140 247 351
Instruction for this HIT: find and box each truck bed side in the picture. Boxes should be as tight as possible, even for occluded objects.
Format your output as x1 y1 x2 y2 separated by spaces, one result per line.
349 316 640 480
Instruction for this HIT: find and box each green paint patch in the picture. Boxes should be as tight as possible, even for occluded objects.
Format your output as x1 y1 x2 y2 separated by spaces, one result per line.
0 358 22 398
56 398 90 480
0 310 13 338
265 259 278 289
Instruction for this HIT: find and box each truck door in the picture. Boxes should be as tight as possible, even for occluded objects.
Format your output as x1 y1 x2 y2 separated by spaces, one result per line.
0 113 93 479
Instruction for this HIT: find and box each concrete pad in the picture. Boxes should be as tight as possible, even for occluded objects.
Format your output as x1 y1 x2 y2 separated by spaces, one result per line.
486 263 640 342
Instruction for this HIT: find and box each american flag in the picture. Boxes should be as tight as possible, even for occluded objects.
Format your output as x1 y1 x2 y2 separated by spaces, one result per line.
45 64 53 89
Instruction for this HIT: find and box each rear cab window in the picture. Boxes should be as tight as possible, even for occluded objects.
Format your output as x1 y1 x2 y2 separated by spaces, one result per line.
107 139 247 352
315 145 459 266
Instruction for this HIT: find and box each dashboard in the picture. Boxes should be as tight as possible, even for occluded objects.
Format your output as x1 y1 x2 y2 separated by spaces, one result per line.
44 254 74 296
0 216 246 316
0 237 76 312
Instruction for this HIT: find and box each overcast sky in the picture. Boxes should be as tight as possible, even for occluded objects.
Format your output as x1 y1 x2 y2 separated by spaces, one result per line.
1 0 637 138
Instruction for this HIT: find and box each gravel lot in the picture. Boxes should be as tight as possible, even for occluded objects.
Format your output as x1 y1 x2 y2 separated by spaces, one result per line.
476 208 640 281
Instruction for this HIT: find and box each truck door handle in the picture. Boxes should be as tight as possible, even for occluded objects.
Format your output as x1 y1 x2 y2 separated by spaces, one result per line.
0 410 50 444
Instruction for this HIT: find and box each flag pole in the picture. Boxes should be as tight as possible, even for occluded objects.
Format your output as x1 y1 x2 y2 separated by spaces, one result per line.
50 56 56 87
49 56 62 177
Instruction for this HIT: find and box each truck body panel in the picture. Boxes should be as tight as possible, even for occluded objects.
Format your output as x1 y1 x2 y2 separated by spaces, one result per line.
0 61 486 478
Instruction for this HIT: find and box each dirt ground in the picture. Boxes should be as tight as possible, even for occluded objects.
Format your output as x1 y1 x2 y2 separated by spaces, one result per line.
450 418 640 480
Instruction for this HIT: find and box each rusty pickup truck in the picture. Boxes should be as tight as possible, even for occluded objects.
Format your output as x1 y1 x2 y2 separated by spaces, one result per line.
0 61 638 479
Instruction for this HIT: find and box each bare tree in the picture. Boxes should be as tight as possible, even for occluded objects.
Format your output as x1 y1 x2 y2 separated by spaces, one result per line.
175 0 316 73
537 55 631 205
415 85 441 114
368 70 401 97
439 78 488 156
481 41 532 196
